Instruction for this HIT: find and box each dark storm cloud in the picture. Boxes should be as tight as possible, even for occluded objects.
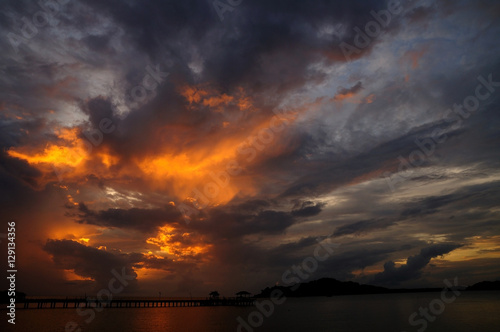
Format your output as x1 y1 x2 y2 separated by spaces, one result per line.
276 134 402 199
0 117 52 190
278 92 499 200
73 203 183 233
82 34 115 54
0 116 48 148
0 155 45 215
190 207 295 239
317 246 396 281
61 0 396 92
401 180 500 219
80 96 118 130
333 218 396 237
232 199 272 212
371 243 463 285
276 120 458 198
128 252 196 272
201 0 395 91
0 0 422 186
71 198 310 238
74 0 215 56
187 198 328 240
405 4 435 22
40 0 413 169
334 82 363 100
205 235 325 276
291 201 326 217
43 239 139 290
103 86 199 161
43 239 197 290
0 151 42 188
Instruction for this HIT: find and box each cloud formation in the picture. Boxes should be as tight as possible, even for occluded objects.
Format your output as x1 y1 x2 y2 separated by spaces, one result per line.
0 0 499 296
371 243 463 285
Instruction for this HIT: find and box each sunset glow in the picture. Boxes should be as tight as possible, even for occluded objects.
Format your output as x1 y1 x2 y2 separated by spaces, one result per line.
1 0 499 309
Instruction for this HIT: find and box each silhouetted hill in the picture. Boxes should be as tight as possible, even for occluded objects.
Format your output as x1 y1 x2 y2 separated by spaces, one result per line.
255 278 445 298
466 280 500 291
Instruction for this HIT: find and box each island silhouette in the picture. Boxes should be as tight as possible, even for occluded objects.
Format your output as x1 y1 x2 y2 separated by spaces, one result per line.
1 279 499 304
254 278 500 298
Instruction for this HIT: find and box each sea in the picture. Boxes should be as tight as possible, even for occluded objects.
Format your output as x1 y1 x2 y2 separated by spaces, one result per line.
2 291 499 332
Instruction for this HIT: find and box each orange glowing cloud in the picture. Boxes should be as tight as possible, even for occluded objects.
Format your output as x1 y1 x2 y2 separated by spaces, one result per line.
179 84 253 112
47 223 102 243
64 269 95 281
332 82 365 106
332 92 375 106
130 92 312 205
135 135 251 204
8 127 87 168
146 226 212 261
7 125 123 186
333 91 356 102
237 96 252 110
364 94 375 104
179 85 208 104
202 94 234 108
438 236 500 263
6 84 313 208
97 150 119 168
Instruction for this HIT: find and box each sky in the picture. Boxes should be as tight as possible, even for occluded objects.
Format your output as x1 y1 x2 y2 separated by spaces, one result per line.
0 0 499 297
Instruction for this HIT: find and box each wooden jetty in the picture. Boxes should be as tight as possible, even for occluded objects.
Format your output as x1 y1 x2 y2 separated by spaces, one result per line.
20 297 255 309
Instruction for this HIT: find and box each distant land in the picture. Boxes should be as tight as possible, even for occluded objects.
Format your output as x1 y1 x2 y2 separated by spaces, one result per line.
465 280 500 291
1 280 499 303
255 278 500 298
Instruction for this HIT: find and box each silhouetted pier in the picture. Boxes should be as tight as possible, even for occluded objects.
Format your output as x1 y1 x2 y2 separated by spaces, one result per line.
20 297 255 309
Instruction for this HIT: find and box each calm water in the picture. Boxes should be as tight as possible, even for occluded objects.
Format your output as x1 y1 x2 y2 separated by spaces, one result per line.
2 291 499 332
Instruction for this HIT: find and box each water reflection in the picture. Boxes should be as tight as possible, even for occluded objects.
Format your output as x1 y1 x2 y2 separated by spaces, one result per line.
7 291 500 332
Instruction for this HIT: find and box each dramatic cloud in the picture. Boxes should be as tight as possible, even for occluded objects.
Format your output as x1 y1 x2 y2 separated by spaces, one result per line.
73 203 183 233
0 0 499 296
371 243 463 285
333 219 396 237
44 239 139 291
